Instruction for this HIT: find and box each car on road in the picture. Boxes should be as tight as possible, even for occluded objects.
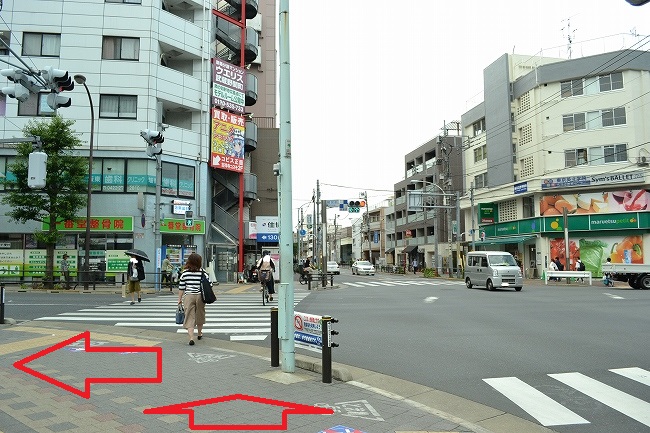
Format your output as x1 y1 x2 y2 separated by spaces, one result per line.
351 260 375 276
326 261 340 274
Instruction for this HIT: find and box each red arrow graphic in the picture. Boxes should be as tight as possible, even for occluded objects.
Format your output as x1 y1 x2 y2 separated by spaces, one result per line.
13 330 163 399
143 393 334 430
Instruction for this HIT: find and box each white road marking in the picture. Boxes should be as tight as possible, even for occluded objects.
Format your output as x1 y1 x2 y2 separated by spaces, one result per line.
603 292 624 299
484 376 589 426
424 296 438 303
549 372 650 427
610 367 650 386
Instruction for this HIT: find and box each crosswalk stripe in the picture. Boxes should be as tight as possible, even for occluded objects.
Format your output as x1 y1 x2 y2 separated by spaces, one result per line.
549 372 650 427
346 282 364 287
483 376 589 426
352 282 382 287
610 367 650 386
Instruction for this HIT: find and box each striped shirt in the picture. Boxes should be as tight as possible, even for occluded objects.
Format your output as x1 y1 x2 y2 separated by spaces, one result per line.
178 270 207 295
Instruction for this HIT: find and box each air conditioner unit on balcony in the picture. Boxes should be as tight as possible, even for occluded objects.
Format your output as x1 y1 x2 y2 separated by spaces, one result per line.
247 14 262 32
636 148 650 166
251 46 262 65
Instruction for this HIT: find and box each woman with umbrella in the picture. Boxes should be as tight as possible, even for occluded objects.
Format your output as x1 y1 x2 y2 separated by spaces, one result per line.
126 249 148 305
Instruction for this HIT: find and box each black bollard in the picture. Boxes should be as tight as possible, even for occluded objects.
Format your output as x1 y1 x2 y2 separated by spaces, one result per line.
1 282 5 324
270 307 279 367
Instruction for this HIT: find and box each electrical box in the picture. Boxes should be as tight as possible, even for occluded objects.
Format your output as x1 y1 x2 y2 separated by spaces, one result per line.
28 151 47 189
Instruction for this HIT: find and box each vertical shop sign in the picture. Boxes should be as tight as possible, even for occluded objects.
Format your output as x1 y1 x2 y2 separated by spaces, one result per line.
210 108 245 173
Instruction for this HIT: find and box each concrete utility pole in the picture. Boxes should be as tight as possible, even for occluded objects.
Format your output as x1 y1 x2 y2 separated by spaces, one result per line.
470 182 476 251
277 0 295 372
364 191 371 262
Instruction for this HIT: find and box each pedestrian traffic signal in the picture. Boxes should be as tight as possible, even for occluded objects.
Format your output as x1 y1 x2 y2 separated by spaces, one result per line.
27 152 48 189
348 200 360 213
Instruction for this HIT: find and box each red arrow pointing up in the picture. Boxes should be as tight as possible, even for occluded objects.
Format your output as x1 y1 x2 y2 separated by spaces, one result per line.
13 331 162 399
143 393 334 431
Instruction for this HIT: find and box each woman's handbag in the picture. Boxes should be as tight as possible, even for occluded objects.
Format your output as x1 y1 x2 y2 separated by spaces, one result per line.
200 271 217 304
175 304 185 324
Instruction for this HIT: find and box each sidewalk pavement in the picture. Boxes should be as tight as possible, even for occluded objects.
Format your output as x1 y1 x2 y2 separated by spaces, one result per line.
0 278 558 433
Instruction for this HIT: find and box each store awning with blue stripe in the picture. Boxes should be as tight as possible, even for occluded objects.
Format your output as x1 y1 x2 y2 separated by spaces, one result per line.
471 235 537 246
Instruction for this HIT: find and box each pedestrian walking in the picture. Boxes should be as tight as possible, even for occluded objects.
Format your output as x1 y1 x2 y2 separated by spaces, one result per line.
161 255 173 290
127 254 145 304
257 250 276 301
575 257 585 282
177 252 210 345
412 258 418 274
548 259 558 281
60 254 71 289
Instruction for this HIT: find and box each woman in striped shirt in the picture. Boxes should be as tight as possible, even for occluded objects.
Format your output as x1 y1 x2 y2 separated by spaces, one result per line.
177 253 209 345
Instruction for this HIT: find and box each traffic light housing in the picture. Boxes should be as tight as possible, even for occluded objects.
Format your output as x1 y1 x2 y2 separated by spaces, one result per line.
141 129 164 157
347 199 366 213
42 66 73 109
1 68 40 102
27 152 48 189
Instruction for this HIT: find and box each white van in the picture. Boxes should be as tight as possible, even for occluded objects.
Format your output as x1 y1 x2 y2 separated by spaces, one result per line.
465 251 523 291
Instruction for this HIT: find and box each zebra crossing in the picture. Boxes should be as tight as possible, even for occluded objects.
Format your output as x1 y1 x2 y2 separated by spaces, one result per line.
34 293 310 342
484 367 650 428
344 279 467 288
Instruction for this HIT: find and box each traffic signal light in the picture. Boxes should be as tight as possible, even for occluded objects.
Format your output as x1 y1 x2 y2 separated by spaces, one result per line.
42 66 73 109
28 152 48 189
1 69 40 102
141 129 164 157
348 200 361 213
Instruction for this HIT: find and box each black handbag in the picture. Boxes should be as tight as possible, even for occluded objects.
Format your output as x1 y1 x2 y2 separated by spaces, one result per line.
200 271 216 304
175 304 185 324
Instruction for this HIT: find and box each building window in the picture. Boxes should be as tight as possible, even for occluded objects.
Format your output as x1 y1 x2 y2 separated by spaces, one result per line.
474 172 488 188
589 144 627 165
601 107 626 127
519 124 532 145
126 159 156 193
101 159 126 192
17 93 55 116
102 36 140 60
22 33 61 57
99 94 137 119
565 148 588 167
472 118 486 136
161 162 195 198
563 113 586 132
522 196 535 218
473 145 486 163
0 32 10 55
560 79 584 98
599 72 623 92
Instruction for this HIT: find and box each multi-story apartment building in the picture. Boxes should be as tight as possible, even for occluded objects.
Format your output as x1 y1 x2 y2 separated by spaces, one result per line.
0 0 277 284
460 51 650 279
393 133 464 273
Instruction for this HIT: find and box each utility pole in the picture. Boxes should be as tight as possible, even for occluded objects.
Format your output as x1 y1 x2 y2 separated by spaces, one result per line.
363 191 371 262
320 195 327 286
470 181 476 251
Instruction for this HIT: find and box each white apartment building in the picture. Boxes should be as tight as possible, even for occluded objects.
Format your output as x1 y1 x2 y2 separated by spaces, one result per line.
460 51 650 279
0 0 277 284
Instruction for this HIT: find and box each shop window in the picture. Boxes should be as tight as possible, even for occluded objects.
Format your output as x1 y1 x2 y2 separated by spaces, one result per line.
126 159 156 193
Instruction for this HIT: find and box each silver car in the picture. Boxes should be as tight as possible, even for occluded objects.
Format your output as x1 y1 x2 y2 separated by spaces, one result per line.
326 261 340 274
352 260 375 276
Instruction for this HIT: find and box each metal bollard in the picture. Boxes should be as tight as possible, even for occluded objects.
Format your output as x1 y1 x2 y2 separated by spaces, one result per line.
270 307 279 367
1 282 5 324
321 315 339 383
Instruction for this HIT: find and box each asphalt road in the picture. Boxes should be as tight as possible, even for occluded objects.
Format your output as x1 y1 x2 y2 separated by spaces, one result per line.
295 274 650 433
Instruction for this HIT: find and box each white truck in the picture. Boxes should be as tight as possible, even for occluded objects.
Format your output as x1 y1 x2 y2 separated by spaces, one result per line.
602 263 650 289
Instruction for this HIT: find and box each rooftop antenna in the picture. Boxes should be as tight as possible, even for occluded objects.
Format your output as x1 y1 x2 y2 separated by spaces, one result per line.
561 16 577 59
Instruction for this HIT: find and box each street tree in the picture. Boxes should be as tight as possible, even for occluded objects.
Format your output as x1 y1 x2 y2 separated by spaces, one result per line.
1 116 87 288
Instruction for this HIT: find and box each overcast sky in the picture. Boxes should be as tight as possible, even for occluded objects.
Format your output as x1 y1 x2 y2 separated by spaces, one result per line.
285 0 650 226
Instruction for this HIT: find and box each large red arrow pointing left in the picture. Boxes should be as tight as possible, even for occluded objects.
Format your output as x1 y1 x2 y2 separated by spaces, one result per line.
13 330 163 399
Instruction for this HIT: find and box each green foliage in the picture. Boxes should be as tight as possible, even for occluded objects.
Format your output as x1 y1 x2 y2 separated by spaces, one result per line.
1 116 87 288
422 267 438 278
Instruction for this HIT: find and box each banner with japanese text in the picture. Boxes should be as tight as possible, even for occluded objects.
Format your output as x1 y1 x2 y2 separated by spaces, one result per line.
210 108 245 173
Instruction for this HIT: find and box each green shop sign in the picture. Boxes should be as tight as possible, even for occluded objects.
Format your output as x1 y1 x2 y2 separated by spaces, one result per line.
43 216 134 232
160 218 206 234
479 203 497 223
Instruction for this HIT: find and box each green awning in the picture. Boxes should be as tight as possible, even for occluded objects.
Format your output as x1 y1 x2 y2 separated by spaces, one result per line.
471 235 537 246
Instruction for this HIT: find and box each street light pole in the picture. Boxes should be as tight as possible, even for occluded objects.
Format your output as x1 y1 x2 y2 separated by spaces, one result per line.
74 75 94 289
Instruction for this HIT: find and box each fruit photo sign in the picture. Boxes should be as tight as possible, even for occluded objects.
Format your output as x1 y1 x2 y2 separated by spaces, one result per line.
539 189 649 216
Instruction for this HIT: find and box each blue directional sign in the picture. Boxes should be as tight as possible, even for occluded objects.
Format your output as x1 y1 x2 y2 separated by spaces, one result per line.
299 229 307 236
256 233 279 242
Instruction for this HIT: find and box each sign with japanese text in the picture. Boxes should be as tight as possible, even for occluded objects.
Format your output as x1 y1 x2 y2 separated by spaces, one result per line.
479 203 497 223
0 250 23 277
212 58 245 113
542 170 645 190
540 190 649 216
294 311 322 350
43 217 134 232
106 250 129 273
210 108 245 173
160 218 205 234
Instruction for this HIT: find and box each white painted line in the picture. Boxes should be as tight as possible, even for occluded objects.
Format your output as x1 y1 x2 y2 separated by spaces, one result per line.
353 282 382 287
484 376 589 426
610 367 650 386
549 372 650 427
424 297 438 303
370 281 395 286
177 328 271 334
113 322 267 327
345 283 364 287
603 293 625 299
230 335 267 341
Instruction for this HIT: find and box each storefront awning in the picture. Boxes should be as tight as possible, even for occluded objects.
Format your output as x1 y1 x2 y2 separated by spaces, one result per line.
471 235 537 246
402 245 418 254
385 248 395 254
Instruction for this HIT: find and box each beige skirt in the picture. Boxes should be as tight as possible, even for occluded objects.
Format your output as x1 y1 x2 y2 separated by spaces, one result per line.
182 293 206 329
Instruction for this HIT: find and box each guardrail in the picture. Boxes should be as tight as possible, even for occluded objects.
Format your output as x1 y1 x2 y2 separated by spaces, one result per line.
546 270 592 285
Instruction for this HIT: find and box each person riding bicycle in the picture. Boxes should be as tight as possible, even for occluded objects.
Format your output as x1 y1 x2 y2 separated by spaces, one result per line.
256 251 276 301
